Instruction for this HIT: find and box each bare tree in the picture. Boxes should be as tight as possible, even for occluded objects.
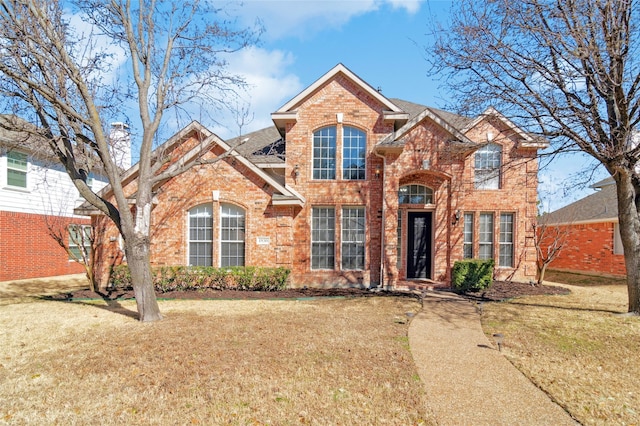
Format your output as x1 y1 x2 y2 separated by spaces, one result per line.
532 221 570 286
0 0 258 321
428 0 640 314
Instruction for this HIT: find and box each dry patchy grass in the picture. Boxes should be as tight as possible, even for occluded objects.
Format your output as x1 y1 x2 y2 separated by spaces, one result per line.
0 295 432 425
481 278 640 425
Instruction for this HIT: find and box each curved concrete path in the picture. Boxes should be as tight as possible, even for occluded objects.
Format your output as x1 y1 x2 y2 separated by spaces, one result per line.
409 291 578 425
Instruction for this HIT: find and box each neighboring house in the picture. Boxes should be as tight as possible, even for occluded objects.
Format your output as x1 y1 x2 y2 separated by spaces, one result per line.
81 64 548 290
0 117 126 281
540 177 626 277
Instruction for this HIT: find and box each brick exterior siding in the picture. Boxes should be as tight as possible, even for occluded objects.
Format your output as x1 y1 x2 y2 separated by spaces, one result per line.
0 211 89 281
90 67 541 289
545 222 626 277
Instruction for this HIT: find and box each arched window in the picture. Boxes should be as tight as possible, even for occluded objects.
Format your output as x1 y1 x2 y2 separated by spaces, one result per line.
312 126 336 179
342 127 366 180
220 203 245 267
188 204 213 266
398 185 433 205
474 144 502 189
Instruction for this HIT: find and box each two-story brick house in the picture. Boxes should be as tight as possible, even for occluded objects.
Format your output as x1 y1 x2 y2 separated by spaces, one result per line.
85 64 547 289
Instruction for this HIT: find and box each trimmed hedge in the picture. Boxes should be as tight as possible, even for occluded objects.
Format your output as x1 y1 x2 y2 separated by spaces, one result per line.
452 259 494 292
109 265 290 292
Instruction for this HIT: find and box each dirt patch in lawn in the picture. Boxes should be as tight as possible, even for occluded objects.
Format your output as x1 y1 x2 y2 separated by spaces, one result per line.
464 280 571 301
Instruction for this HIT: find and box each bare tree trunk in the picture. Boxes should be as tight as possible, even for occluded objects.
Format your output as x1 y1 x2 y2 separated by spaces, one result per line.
125 234 161 322
615 173 640 314
537 263 548 286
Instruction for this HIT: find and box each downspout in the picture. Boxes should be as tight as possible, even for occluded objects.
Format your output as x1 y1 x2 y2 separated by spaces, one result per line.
374 149 387 289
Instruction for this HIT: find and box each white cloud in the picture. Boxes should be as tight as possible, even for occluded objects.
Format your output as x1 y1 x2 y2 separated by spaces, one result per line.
233 0 424 40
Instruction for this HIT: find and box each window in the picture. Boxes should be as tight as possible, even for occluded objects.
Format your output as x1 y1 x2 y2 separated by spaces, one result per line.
342 127 366 180
398 185 433 204
463 213 474 259
311 207 335 269
312 127 336 179
7 150 27 188
397 213 402 270
479 213 494 260
474 144 502 189
342 207 365 270
499 213 514 267
189 204 213 266
220 203 245 267
68 224 91 262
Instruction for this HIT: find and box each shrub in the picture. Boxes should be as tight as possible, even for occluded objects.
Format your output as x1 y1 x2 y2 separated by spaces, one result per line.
452 259 494 292
108 265 290 292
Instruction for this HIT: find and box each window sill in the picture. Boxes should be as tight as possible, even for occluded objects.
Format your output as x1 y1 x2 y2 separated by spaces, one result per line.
2 185 30 193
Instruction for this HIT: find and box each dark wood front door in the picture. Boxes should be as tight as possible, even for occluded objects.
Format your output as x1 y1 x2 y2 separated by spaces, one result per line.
407 212 432 279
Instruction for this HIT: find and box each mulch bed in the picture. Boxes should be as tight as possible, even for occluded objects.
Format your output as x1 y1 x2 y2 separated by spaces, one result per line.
43 281 570 302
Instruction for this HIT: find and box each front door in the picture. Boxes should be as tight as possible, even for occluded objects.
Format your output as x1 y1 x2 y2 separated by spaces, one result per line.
407 212 432 279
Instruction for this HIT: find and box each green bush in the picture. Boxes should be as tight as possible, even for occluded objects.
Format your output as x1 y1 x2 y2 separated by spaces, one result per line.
108 265 290 292
452 259 494 292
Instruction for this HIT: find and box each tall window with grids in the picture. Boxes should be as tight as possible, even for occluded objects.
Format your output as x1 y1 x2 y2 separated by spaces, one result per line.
188 204 213 266
311 207 335 269
341 207 365 270
474 144 502 189
312 127 336 179
479 213 494 260
7 150 27 188
68 224 92 262
342 127 366 180
463 213 474 258
499 213 514 267
220 204 245 267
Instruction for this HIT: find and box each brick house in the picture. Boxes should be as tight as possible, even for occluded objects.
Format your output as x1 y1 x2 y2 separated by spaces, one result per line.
540 177 626 277
83 64 547 290
0 116 125 281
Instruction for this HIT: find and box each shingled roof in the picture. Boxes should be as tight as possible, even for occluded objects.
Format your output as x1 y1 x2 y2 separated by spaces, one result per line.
540 177 618 225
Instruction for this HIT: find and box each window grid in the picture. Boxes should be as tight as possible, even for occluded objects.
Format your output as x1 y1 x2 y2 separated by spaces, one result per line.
342 127 366 180
398 185 434 205
189 204 213 266
499 213 514 267
474 144 502 189
7 151 27 188
220 204 245 267
68 224 92 262
312 127 336 180
311 207 335 269
341 207 365 270
479 213 494 260
463 213 474 259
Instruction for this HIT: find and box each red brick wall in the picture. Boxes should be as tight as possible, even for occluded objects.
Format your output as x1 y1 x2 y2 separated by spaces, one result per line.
545 222 626 277
0 211 88 281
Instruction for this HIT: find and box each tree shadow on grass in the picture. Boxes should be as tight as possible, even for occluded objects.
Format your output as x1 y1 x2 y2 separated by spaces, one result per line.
38 293 139 320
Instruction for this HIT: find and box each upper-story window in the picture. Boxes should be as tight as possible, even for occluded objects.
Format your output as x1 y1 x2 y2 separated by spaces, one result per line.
474 143 502 189
398 185 433 204
312 127 336 179
7 150 27 188
342 127 366 180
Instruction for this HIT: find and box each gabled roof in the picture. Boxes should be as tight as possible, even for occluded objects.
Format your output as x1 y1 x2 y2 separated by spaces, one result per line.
226 126 284 166
271 63 409 134
462 107 549 149
541 177 618 225
75 121 304 215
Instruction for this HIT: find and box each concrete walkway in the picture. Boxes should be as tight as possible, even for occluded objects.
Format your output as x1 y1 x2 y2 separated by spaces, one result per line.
409 291 578 425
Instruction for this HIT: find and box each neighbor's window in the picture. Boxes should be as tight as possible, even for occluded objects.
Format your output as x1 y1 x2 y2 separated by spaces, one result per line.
342 127 366 180
7 150 27 188
188 204 213 266
220 203 245 267
479 213 494 260
312 126 336 179
474 144 502 189
499 213 514 267
68 224 92 262
311 207 335 269
463 213 474 259
398 185 433 204
341 207 365 270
